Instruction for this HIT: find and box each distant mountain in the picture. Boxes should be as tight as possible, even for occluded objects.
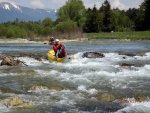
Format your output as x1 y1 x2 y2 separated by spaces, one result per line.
0 2 57 23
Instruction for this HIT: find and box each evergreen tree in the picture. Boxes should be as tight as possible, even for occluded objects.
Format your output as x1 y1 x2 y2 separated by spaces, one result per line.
83 8 92 32
143 0 150 30
134 3 145 31
100 0 112 32
91 5 102 32
125 8 138 22
84 5 103 33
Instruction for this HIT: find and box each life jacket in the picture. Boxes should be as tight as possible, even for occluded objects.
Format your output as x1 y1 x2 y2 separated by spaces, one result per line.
53 42 66 58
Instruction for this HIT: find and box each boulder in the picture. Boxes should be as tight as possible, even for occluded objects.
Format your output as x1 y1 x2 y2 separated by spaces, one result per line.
82 52 105 58
0 55 14 66
0 54 27 66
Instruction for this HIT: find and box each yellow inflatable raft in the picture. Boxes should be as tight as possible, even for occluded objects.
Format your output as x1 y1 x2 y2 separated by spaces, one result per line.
47 50 66 63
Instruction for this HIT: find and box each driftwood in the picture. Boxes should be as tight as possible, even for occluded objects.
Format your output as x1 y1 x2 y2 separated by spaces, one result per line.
0 54 28 66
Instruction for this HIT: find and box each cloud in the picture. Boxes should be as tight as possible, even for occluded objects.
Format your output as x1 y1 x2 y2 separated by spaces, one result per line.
84 2 102 9
111 0 126 9
36 0 67 9
111 0 144 10
127 0 143 9
0 0 16 4
0 0 9 2
0 0 144 10
82 0 103 9
30 0 44 8
50 0 66 4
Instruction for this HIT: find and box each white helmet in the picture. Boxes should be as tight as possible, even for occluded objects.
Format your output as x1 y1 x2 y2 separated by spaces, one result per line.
55 39 59 42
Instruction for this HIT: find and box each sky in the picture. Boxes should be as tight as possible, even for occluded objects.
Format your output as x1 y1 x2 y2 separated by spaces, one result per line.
0 0 144 10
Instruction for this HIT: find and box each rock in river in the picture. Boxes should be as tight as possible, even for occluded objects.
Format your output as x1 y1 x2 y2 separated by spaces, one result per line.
82 52 105 58
0 96 33 108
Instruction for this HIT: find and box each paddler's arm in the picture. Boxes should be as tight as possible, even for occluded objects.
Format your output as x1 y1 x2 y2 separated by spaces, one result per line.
56 46 63 58
56 50 59 57
53 46 57 54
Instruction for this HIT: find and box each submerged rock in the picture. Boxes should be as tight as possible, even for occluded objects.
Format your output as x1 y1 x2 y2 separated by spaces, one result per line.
120 63 145 67
96 93 115 102
82 52 105 58
137 51 146 56
1 97 33 108
49 86 64 91
119 97 143 103
29 85 64 91
0 87 22 94
120 63 134 67
118 52 136 57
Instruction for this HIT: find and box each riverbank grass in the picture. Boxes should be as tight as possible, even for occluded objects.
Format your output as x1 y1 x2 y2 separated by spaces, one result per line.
85 31 150 40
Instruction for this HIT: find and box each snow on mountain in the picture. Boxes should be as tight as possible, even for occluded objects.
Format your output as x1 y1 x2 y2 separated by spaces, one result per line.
3 4 10 10
0 2 22 12
0 2 57 23
10 2 22 13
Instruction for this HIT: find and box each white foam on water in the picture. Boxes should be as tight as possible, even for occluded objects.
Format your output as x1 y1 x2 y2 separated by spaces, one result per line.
33 52 150 92
0 107 10 113
115 101 150 113
35 69 59 77
18 57 43 66
77 85 98 95
144 64 150 70
1 52 150 112
25 89 85 107
0 71 25 77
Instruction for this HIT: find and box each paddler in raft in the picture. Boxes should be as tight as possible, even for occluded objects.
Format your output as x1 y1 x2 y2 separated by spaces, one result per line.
48 36 55 45
53 39 67 58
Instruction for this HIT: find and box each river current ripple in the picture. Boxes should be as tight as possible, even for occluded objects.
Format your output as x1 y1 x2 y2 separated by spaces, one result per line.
0 40 150 113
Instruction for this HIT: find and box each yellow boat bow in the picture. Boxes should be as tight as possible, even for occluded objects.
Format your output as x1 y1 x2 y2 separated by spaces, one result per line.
47 50 66 63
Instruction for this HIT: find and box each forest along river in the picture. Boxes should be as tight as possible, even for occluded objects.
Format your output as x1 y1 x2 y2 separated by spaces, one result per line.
0 40 150 113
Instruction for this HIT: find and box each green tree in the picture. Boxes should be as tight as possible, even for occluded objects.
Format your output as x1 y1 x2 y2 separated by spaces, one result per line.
55 20 77 33
20 29 28 38
6 27 15 38
143 0 150 30
42 18 53 27
125 8 138 22
42 26 52 36
84 5 103 32
83 8 92 32
57 0 86 27
134 4 145 31
111 9 120 31
0 24 7 37
100 0 112 32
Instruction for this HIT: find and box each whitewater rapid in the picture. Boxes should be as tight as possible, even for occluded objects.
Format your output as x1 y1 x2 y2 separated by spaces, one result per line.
0 52 150 113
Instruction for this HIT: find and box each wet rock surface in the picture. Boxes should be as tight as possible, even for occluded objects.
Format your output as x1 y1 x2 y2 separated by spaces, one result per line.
0 97 33 108
0 54 28 66
96 93 115 102
82 52 105 58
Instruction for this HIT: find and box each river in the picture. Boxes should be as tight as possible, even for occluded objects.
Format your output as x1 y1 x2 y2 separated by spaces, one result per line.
0 40 150 113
